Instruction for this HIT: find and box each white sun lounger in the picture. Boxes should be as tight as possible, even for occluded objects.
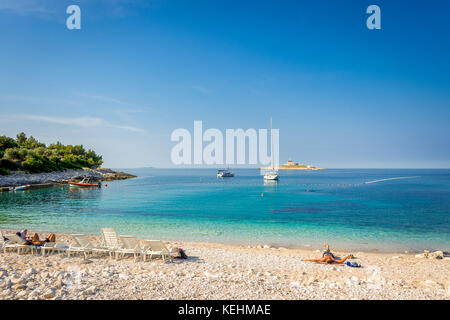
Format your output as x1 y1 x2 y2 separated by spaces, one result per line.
2 234 32 254
141 240 173 262
41 242 69 257
115 236 142 261
101 228 121 257
67 234 109 259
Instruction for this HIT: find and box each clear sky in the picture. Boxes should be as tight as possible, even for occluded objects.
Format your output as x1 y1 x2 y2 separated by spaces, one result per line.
0 0 449 168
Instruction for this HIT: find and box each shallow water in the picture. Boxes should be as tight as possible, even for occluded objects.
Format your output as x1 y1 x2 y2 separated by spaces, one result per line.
1 168 449 252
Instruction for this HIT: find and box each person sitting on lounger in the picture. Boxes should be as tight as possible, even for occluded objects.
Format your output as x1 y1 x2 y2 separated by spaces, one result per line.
20 229 29 241
304 244 353 264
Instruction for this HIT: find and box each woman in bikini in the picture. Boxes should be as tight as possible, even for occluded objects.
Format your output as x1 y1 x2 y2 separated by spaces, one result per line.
304 244 354 264
21 232 56 245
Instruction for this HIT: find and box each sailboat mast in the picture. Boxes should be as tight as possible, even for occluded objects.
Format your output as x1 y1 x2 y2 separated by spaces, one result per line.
270 116 273 170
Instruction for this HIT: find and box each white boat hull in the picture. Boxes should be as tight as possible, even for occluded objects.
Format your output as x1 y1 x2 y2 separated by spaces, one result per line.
264 173 279 180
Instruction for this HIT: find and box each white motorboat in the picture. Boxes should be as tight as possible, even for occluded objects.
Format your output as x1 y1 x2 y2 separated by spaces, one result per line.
217 168 234 178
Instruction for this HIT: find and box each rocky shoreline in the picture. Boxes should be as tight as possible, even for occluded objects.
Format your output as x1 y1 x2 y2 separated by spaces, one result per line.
0 168 136 189
0 232 448 300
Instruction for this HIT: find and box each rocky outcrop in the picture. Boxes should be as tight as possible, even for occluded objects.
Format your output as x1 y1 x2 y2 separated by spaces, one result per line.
0 168 136 189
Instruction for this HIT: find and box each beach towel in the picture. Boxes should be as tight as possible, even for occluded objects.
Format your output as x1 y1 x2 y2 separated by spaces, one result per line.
345 261 361 268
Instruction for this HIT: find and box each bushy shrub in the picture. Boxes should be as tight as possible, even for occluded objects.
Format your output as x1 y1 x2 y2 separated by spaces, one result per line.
0 133 103 173
0 167 10 175
0 136 18 151
21 154 60 173
4 148 28 161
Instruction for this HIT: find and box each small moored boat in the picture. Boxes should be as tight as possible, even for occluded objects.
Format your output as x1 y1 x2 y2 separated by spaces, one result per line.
68 177 101 188
217 168 234 178
263 117 280 181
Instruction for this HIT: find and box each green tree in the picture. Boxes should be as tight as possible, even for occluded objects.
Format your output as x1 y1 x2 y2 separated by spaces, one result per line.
4 147 29 161
16 132 27 145
0 136 18 151
1 133 103 173
24 136 45 149
4 148 21 161
34 146 46 156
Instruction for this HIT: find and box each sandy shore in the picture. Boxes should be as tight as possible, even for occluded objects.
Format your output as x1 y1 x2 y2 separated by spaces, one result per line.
0 231 449 300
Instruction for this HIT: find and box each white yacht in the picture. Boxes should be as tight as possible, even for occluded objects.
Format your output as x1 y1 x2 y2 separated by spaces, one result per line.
217 168 234 178
264 117 280 181
264 171 279 181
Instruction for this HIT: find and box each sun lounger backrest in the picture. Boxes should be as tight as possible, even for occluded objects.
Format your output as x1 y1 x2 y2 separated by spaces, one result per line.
120 236 140 250
69 234 83 246
7 234 26 244
102 228 120 248
147 240 169 253
72 234 93 249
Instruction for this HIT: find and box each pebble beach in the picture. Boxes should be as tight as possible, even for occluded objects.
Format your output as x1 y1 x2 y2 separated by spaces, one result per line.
0 232 448 300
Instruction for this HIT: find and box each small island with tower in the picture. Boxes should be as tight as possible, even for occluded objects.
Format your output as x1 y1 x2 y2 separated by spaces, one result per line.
261 159 325 171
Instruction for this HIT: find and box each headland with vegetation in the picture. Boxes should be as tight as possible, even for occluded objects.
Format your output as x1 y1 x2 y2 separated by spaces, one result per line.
0 133 135 188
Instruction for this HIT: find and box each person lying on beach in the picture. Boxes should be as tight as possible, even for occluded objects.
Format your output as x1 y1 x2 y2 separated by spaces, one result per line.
303 244 354 264
29 233 56 245
17 232 56 245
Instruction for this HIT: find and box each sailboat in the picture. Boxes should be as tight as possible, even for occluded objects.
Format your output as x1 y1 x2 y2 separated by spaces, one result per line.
264 117 280 181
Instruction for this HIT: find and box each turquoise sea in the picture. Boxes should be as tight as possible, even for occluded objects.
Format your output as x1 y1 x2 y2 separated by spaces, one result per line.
1 168 449 252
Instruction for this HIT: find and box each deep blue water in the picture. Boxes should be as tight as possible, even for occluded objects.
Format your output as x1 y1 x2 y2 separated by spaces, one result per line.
1 168 449 252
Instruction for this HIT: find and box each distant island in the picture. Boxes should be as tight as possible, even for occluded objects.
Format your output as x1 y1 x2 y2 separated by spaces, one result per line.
0 132 135 189
261 159 325 171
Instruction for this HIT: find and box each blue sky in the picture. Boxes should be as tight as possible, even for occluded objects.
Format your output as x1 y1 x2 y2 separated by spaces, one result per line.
0 0 449 168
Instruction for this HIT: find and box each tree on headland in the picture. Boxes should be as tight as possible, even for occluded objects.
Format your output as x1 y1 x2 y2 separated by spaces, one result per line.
0 133 103 175
0 136 18 151
16 132 27 145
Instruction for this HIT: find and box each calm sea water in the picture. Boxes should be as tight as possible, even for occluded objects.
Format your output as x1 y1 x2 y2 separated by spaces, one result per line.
1 168 449 252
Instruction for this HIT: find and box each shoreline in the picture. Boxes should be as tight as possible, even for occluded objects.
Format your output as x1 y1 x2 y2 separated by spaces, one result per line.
0 168 136 189
1 229 447 255
0 230 448 300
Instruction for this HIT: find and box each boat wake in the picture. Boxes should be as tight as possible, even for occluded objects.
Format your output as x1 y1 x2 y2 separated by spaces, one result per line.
364 176 420 184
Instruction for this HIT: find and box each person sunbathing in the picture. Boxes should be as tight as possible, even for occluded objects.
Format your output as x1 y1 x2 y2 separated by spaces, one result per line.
304 243 353 264
29 233 56 245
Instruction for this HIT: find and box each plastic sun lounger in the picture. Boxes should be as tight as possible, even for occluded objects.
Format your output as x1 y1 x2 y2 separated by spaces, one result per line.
41 242 69 257
67 234 110 259
101 228 121 257
141 240 173 262
66 234 92 259
2 234 32 254
115 235 142 261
